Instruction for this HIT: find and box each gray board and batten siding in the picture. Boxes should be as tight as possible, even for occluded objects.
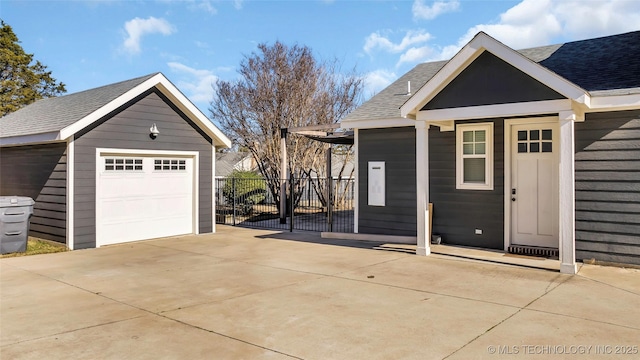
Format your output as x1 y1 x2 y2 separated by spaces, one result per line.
0 143 67 243
575 110 640 265
358 127 417 236
429 119 505 250
422 51 564 110
73 89 213 249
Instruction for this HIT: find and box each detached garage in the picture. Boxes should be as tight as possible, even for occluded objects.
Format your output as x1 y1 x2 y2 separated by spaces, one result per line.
0 73 231 249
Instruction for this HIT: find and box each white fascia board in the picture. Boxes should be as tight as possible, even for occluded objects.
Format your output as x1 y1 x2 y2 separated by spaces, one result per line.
153 80 231 148
60 74 167 140
479 36 589 103
400 32 590 118
588 93 640 112
59 74 232 148
417 99 573 122
0 131 62 146
340 117 416 130
400 41 481 118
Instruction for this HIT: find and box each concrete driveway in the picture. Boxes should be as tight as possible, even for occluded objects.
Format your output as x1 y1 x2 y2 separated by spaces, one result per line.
1 226 639 359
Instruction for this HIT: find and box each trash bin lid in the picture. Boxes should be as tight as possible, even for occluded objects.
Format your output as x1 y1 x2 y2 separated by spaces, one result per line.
0 196 35 207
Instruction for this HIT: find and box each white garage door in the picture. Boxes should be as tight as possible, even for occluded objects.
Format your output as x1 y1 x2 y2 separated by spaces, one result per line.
96 154 195 246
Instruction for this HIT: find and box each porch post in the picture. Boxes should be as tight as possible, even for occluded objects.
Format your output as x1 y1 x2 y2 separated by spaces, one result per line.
415 121 430 256
280 128 288 224
559 111 577 274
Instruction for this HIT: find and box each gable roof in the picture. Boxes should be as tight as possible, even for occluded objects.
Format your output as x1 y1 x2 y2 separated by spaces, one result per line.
1 73 232 148
343 30 640 124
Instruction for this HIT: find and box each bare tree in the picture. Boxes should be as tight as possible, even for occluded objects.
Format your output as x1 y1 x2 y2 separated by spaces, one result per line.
210 41 362 206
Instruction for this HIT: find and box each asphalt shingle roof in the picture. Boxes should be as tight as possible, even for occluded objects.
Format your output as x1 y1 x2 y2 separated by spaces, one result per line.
1 73 158 138
215 152 253 177
344 31 640 123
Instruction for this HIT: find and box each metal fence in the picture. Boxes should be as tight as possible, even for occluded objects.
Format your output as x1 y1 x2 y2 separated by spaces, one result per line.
215 177 354 233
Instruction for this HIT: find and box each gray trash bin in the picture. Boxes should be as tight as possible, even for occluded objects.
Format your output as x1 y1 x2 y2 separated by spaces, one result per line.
0 196 35 254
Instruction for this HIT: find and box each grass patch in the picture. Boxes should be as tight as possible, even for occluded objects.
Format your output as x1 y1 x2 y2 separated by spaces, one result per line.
1 237 68 258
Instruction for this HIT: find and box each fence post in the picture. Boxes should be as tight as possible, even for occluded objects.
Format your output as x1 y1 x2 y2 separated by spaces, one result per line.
232 177 236 226
328 179 333 232
289 176 294 232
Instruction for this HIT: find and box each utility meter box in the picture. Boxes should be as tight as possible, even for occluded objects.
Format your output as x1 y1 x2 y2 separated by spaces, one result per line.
0 196 35 254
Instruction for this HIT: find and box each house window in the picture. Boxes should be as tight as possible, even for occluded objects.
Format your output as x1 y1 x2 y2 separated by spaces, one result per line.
517 129 553 153
105 158 143 171
154 159 186 171
456 122 493 190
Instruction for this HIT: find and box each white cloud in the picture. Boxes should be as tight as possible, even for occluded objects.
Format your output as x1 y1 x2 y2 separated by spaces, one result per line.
167 62 218 105
363 29 435 68
364 69 397 97
397 46 434 66
123 17 176 54
427 0 640 61
233 0 244 10
364 29 432 54
412 0 460 20
191 0 217 14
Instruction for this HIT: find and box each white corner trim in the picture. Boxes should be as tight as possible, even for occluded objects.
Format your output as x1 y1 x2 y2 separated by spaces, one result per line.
400 32 589 119
417 99 573 122
340 117 416 129
353 129 359 233
66 138 75 250
58 74 232 148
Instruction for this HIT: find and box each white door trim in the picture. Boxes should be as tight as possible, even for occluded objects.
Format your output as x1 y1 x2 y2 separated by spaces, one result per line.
503 116 558 251
95 148 199 247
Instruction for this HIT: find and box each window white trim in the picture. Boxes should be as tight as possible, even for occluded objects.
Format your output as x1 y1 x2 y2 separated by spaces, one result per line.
456 122 493 190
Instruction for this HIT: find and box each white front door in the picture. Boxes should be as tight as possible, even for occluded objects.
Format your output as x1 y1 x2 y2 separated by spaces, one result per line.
511 122 559 248
96 154 195 247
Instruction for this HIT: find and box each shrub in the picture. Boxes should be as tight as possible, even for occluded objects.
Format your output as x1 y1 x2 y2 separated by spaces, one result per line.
222 170 267 209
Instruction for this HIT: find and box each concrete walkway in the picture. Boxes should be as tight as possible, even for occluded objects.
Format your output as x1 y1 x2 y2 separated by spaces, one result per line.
1 225 639 359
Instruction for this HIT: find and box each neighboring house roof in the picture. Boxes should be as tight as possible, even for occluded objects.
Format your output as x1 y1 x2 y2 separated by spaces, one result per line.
1 73 232 148
343 30 640 123
331 153 355 178
215 152 255 177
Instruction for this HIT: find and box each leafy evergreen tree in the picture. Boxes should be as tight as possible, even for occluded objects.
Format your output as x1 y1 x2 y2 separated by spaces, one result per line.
0 20 66 117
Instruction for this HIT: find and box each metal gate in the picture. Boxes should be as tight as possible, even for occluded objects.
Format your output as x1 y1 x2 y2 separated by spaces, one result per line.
215 177 354 232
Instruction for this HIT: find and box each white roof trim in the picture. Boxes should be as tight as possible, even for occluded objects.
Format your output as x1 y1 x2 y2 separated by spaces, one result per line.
417 99 573 122
340 117 416 130
0 131 62 146
400 32 590 119
59 73 231 148
588 93 640 112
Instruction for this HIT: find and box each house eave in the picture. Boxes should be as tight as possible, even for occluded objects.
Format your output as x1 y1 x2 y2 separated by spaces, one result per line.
340 117 416 130
0 131 64 147
416 99 574 122
587 93 640 113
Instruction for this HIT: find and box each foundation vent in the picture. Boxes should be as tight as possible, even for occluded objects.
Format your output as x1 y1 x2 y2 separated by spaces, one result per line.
508 245 559 258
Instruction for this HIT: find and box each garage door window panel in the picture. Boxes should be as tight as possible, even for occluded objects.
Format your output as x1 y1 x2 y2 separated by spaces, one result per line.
155 159 187 171
105 158 143 171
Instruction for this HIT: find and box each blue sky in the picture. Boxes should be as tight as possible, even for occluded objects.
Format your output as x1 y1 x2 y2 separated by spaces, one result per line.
4 0 640 118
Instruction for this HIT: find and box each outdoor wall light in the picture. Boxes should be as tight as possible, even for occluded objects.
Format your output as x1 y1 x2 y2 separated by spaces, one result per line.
149 123 160 139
